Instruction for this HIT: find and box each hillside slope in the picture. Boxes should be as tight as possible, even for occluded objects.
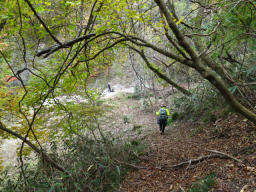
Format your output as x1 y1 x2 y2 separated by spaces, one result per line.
109 95 256 192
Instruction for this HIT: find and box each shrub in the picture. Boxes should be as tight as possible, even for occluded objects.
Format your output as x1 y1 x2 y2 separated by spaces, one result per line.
172 112 179 121
166 112 179 126
166 118 173 126
136 128 142 135
0 135 145 192
127 93 142 100
188 173 216 192
172 81 227 122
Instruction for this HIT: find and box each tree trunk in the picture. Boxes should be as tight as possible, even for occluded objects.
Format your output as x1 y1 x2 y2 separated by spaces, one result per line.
154 0 256 125
194 61 256 124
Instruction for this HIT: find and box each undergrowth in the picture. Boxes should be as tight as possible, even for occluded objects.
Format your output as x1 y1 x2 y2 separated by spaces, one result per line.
166 112 179 126
172 81 232 123
0 135 145 192
187 173 216 192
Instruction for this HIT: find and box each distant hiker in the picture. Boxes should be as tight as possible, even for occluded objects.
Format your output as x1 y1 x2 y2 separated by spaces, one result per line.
108 83 112 92
108 83 114 92
156 103 170 134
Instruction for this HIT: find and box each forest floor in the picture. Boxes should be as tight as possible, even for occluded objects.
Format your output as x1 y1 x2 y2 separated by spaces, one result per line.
106 94 256 192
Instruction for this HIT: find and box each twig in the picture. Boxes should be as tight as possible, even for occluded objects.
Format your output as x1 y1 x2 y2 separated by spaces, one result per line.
179 185 186 192
128 46 192 96
24 0 62 45
234 143 256 156
185 22 220 37
186 159 192 170
133 152 150 161
207 149 242 163
114 159 147 169
235 82 256 86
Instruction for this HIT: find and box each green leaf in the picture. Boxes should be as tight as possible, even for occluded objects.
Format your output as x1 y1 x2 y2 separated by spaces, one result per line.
229 86 238 94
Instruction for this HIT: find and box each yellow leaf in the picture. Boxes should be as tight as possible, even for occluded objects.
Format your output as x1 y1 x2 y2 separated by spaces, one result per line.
87 164 94 171
176 17 184 25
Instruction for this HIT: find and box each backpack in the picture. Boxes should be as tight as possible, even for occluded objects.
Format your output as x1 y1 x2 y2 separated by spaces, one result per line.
158 108 168 121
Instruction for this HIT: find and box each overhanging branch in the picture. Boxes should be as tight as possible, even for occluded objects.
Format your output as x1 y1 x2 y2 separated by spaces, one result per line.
24 0 62 45
129 46 191 96
36 33 96 57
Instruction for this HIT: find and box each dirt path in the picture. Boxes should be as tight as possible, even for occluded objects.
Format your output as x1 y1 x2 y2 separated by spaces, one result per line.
113 96 256 192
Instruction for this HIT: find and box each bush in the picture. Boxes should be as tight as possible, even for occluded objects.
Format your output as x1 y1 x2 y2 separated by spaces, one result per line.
0 135 145 192
172 81 227 122
127 85 143 100
172 112 179 121
166 112 179 126
127 93 142 100
188 173 216 192
166 118 173 126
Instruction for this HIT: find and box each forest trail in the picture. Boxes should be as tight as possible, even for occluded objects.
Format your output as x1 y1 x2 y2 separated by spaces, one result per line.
110 95 256 192
1 86 255 192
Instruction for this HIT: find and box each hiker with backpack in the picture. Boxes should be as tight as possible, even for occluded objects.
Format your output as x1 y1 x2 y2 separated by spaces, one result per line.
156 103 170 134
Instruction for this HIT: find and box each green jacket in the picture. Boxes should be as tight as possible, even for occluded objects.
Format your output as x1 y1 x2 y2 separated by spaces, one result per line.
156 107 170 116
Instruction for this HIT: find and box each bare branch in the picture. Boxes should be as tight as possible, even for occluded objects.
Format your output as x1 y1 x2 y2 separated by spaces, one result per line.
128 46 192 96
110 31 193 66
152 56 177 68
24 0 62 45
79 38 127 63
83 0 100 35
159 152 241 170
185 22 221 37
36 33 96 57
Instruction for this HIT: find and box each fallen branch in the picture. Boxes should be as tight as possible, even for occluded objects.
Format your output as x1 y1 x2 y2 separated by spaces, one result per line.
159 154 221 169
207 149 242 163
159 149 242 169
133 152 150 161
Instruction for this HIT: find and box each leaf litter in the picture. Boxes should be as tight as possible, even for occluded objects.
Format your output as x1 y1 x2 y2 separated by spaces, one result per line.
112 97 256 192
